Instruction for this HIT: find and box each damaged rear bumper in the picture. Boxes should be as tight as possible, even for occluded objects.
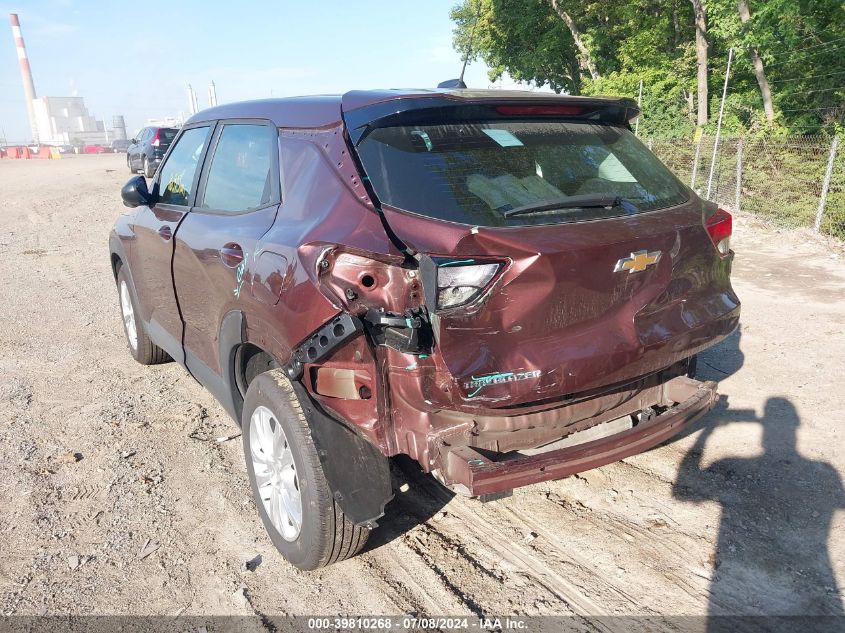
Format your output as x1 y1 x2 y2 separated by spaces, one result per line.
437 375 717 496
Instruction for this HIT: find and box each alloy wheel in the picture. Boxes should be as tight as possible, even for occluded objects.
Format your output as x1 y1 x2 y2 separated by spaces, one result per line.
250 405 303 541
119 280 137 350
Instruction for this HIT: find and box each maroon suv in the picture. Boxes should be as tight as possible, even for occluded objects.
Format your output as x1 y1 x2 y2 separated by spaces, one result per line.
110 89 739 569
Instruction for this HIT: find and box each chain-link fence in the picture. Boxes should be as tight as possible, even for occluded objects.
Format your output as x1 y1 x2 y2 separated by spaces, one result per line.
645 135 845 239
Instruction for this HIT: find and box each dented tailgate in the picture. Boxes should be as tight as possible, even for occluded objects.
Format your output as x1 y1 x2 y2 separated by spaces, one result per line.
383 201 739 408
345 96 740 410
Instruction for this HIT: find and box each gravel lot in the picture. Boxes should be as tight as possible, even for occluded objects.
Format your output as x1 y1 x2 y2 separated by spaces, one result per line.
1 154 844 623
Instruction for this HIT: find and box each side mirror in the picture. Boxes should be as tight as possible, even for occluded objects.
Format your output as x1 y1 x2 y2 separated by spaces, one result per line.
121 175 157 208
130 138 137 144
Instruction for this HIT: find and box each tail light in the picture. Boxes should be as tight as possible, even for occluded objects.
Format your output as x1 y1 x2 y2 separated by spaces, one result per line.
436 260 503 309
151 129 161 147
705 208 732 256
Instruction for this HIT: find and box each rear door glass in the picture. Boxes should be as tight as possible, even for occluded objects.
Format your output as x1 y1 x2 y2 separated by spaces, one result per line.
356 121 690 227
199 124 277 214
157 126 211 206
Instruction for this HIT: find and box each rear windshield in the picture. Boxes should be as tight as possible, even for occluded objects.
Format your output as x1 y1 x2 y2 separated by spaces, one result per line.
158 129 178 143
356 120 689 227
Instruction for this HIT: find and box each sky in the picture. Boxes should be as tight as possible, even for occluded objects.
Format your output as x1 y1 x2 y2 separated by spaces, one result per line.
0 0 519 143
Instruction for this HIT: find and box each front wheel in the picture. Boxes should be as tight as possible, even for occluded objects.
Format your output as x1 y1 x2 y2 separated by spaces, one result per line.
115 265 170 365
242 370 369 570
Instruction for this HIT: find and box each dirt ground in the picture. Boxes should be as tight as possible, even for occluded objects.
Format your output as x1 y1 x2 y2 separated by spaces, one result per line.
1 154 844 623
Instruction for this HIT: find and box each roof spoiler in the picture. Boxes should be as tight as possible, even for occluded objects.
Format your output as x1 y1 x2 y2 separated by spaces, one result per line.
342 95 640 146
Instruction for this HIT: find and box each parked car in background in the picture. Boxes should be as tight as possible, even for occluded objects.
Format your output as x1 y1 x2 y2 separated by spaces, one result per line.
110 89 740 570
127 126 178 177
83 144 108 154
111 139 132 153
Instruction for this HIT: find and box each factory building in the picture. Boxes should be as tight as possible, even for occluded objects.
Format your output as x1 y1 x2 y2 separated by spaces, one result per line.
32 96 108 146
8 13 123 145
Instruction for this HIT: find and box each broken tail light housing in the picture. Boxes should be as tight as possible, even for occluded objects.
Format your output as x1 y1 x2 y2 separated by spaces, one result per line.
705 208 732 256
436 260 503 310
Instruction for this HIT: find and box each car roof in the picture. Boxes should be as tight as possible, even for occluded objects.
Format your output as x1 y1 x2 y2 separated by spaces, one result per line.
184 89 636 130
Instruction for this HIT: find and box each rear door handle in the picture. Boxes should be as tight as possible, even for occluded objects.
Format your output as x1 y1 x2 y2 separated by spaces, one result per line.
157 225 172 240
220 243 244 268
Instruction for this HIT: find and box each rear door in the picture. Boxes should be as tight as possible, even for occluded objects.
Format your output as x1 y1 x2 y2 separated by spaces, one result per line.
172 120 280 379
126 124 214 359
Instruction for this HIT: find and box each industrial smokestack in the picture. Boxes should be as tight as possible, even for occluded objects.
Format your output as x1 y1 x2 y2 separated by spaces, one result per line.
187 84 198 115
208 81 218 107
112 115 127 141
9 14 39 142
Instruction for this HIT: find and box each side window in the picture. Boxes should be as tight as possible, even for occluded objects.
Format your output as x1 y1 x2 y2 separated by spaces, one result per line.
200 124 277 214
158 126 211 206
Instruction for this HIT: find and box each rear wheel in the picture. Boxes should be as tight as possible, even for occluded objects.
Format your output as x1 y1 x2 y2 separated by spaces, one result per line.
143 156 155 178
242 370 369 570
115 265 170 365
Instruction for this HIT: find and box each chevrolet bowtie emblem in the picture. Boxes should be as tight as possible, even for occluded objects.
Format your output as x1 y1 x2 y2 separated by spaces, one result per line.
614 250 662 273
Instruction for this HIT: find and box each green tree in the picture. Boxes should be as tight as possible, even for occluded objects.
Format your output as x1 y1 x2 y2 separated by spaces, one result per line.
451 0 583 93
450 0 845 135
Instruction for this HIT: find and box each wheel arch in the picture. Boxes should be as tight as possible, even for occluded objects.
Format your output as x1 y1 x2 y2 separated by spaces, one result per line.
216 310 249 423
229 328 393 527
235 341 282 400
109 232 128 281
110 252 122 279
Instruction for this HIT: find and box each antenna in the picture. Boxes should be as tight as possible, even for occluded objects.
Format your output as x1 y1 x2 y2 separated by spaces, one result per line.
438 0 481 90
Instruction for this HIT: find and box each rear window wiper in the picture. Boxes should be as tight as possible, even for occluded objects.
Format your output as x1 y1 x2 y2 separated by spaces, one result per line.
503 194 638 218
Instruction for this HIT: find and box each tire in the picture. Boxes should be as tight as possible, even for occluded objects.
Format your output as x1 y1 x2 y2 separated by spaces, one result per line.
242 370 369 570
126 154 132 171
143 156 155 178
115 264 170 365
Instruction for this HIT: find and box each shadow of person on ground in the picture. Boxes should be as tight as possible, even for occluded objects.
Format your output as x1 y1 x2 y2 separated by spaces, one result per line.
368 327 748 554
673 397 845 628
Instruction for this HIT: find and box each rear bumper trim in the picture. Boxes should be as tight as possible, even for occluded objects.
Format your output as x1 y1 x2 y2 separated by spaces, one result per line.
441 376 718 496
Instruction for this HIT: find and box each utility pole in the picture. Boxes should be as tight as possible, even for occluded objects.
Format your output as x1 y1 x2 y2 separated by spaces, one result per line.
814 136 840 233
735 139 743 213
707 48 733 200
635 79 643 136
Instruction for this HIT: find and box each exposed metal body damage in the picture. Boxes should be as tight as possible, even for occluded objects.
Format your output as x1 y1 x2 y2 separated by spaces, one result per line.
110 89 740 523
